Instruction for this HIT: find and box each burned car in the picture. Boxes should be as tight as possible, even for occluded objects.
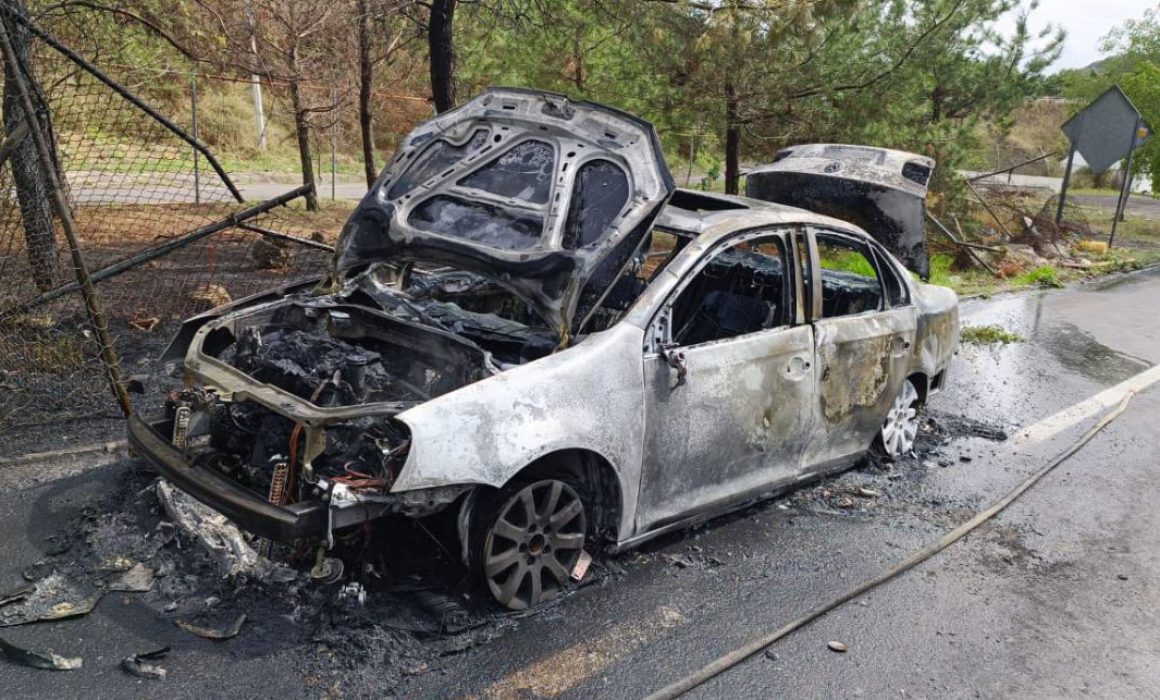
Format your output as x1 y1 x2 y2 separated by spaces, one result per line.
128 88 958 610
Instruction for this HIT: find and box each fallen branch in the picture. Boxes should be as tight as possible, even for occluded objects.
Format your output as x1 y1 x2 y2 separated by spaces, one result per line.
925 212 997 276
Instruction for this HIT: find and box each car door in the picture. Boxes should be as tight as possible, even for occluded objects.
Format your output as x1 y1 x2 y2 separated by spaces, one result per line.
636 229 816 532
800 228 918 472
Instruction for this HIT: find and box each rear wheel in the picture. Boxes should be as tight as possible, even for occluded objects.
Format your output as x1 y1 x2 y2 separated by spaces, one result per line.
876 378 920 459
477 479 588 610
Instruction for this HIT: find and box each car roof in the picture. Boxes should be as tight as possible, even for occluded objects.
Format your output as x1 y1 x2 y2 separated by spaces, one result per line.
656 188 867 243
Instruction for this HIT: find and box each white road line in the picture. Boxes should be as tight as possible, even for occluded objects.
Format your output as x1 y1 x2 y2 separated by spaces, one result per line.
1015 363 1160 444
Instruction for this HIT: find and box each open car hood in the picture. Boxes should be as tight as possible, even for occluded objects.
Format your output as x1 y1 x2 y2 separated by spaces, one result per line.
746 144 934 279
336 87 674 337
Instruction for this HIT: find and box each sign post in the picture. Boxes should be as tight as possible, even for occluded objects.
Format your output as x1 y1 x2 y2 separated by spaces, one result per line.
1058 87 1150 237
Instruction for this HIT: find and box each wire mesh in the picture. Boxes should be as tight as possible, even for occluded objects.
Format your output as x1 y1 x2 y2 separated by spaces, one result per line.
0 14 341 452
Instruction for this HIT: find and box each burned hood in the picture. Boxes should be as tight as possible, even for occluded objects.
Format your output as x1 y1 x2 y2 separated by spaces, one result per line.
336 87 674 336
746 144 934 279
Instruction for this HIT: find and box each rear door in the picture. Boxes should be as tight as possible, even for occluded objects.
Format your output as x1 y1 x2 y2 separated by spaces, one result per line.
801 228 918 472
636 229 815 531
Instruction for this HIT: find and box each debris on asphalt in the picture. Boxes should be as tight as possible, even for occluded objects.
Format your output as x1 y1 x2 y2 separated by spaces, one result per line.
571 550 593 581
155 480 293 582
0 637 82 670
339 582 367 605
0 574 102 627
663 550 726 572
120 647 169 679
1117 574 1129 581
412 590 467 632
175 613 246 640
0 583 34 608
827 640 848 653
108 563 155 592
21 560 54 582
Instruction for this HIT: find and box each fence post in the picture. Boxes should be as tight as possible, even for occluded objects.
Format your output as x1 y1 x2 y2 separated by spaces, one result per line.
331 89 337 201
191 73 200 206
0 20 132 417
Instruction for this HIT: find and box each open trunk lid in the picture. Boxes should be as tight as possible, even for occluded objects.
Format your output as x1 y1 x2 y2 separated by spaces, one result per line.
746 144 934 279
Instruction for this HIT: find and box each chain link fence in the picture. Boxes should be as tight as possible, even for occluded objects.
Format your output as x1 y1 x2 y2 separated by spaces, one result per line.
0 10 340 454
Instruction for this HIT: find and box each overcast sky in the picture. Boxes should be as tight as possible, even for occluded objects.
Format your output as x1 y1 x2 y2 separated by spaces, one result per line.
998 0 1154 71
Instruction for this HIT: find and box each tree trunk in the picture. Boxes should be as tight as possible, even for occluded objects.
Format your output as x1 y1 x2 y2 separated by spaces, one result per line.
289 78 319 212
428 0 456 113
724 79 740 195
357 0 377 187
2 3 59 292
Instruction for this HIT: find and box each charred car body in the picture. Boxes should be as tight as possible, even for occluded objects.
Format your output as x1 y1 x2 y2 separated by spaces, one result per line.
746 144 936 280
129 88 959 610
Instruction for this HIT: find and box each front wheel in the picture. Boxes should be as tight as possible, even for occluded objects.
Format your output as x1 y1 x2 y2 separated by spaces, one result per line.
476 479 588 610
875 378 920 459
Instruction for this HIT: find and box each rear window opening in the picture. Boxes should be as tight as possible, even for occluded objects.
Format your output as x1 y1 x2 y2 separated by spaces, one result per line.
667 190 749 213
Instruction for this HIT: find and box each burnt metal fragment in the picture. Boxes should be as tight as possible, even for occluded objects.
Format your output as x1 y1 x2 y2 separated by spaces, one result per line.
174 613 246 640
120 647 169 679
0 637 82 670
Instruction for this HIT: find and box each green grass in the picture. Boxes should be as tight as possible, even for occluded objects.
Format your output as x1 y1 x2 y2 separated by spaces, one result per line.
819 249 877 277
960 324 1024 345
1011 265 1064 289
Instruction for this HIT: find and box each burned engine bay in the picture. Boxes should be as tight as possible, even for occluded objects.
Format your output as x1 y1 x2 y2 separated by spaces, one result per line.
166 263 561 523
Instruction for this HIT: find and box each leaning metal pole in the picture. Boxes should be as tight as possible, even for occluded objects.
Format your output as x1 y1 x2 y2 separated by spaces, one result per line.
0 20 133 417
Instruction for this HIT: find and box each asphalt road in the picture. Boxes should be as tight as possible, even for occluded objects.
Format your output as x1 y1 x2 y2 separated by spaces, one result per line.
0 268 1158 698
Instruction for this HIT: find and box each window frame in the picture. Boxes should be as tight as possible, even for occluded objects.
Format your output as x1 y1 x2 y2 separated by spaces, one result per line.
645 227 797 353
809 228 891 320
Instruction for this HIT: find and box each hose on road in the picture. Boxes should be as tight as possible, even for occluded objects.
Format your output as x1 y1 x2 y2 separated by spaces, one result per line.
646 391 1138 700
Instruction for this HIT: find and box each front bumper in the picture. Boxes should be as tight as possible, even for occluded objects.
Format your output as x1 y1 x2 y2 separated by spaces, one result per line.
127 414 327 543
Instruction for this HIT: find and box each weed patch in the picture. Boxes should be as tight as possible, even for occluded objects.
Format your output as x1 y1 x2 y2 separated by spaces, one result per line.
961 324 1024 345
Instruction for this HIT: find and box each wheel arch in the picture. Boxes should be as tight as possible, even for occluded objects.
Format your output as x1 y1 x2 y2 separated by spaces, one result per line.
506 448 625 544
459 447 626 560
906 371 929 405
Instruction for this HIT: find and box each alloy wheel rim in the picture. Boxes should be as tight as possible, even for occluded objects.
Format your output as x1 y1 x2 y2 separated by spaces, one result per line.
880 380 919 458
484 479 587 610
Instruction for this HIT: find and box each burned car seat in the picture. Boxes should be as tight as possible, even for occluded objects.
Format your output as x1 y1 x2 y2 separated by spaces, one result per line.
676 290 772 346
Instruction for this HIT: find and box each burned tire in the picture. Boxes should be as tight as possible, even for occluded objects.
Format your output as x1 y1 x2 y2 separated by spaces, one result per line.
474 478 588 610
874 378 920 459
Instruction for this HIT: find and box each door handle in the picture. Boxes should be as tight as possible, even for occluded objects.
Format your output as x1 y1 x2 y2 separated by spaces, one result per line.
892 336 912 357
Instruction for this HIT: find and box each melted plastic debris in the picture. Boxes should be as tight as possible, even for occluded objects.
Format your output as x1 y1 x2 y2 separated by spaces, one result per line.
155 480 295 582
0 574 102 627
120 647 169 679
175 613 246 640
0 637 82 670
109 563 156 593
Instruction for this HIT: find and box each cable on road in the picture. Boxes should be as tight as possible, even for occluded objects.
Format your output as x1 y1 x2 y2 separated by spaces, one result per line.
645 391 1138 700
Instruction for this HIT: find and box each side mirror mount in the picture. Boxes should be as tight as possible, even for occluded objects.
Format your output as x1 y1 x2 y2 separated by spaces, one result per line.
660 343 688 389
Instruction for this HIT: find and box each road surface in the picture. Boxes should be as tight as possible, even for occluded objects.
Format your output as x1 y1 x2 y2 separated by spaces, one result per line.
0 269 1158 698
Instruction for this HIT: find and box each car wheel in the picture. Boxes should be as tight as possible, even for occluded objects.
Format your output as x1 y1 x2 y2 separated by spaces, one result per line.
477 479 588 610
876 378 920 459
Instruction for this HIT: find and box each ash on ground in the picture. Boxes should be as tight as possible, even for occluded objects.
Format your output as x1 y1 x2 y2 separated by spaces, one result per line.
13 463 607 694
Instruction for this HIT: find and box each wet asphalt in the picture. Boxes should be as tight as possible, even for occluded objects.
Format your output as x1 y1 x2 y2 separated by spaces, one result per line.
0 268 1158 698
